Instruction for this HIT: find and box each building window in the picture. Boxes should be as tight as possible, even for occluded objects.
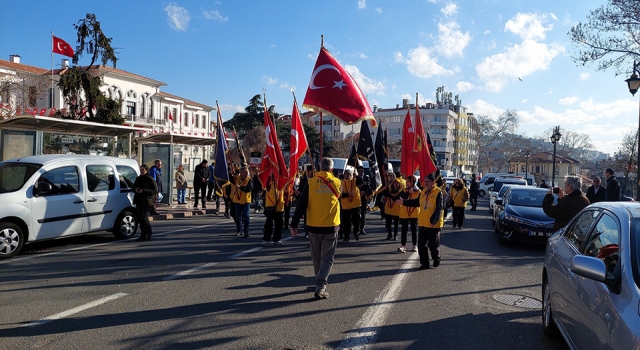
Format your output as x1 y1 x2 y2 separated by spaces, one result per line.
164 106 169 122
195 114 199 128
202 115 206 130
126 101 136 115
184 112 188 127
139 96 145 117
47 88 55 108
28 86 37 107
149 98 154 118
172 108 178 124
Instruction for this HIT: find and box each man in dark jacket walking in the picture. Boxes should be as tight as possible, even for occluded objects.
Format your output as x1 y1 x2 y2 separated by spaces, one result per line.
604 168 621 202
586 177 606 204
542 177 590 231
133 164 158 241
193 159 210 208
469 174 479 210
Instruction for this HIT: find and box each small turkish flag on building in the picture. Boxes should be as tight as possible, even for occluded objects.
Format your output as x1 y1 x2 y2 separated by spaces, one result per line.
303 46 373 125
52 36 74 58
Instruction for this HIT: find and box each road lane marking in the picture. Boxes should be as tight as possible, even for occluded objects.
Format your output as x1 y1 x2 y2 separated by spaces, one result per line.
163 262 218 281
338 254 419 349
229 236 294 259
1 224 217 265
24 293 128 327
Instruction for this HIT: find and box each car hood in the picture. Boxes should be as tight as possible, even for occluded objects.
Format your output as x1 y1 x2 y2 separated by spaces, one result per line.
505 205 553 222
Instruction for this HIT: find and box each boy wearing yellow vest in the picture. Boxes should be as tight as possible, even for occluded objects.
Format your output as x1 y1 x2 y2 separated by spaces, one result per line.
340 169 361 242
397 173 444 269
232 165 253 238
398 175 420 253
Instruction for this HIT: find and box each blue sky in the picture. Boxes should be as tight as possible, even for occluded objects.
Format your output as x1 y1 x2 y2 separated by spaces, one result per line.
1 0 635 155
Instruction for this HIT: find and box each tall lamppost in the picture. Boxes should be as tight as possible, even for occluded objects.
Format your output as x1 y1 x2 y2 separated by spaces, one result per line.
524 151 531 183
625 60 640 201
550 126 561 187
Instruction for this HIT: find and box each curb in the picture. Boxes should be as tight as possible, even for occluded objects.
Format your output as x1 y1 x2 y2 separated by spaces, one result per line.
149 208 220 221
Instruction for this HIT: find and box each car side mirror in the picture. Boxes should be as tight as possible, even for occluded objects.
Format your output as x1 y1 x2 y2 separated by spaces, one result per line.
36 182 53 196
570 255 606 282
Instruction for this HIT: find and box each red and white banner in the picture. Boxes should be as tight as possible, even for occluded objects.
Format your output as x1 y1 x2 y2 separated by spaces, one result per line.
289 100 308 181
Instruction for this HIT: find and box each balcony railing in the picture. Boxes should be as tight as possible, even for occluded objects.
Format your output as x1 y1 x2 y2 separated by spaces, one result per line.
124 114 155 124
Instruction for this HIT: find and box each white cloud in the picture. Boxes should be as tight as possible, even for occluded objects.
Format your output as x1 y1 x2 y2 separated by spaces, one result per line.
279 82 296 91
359 53 368 59
269 44 276 49
456 81 474 92
476 40 564 92
521 99 528 103
483 30 491 35
262 75 277 85
550 13 558 20
468 99 504 118
219 104 245 118
345 64 385 95
504 13 553 41
441 2 458 16
519 98 636 126
358 0 366 9
376 7 382 13
579 72 591 81
203 9 228 22
559 96 579 105
427 0 437 3
436 21 471 58
165 3 190 31
396 46 453 78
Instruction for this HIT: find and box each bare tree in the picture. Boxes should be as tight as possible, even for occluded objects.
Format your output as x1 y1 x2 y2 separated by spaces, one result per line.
0 75 48 119
538 127 595 160
568 0 640 75
475 109 520 172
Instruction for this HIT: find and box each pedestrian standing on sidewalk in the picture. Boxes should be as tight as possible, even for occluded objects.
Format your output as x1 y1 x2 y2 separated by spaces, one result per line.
193 159 209 209
397 173 444 269
262 175 284 246
290 157 341 299
604 168 621 202
449 178 469 229
175 165 187 204
148 159 163 215
398 175 420 253
232 165 253 237
469 174 479 211
133 164 158 241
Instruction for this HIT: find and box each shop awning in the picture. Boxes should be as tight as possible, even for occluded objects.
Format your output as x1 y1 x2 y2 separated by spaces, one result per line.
0 114 148 137
137 133 217 146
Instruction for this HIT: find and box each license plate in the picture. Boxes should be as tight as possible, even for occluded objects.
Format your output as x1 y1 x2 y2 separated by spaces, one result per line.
529 230 545 237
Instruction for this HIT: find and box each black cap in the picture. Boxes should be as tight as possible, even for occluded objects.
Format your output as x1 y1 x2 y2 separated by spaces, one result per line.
306 165 313 171
425 174 435 181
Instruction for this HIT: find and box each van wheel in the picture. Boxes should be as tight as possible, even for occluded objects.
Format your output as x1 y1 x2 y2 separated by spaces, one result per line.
0 222 24 259
478 190 486 197
113 211 138 239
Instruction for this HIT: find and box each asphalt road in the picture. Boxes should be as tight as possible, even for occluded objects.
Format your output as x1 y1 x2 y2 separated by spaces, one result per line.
0 199 569 350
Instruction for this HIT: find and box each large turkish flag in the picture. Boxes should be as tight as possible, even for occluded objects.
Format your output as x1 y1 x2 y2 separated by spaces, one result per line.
303 46 373 125
52 36 74 58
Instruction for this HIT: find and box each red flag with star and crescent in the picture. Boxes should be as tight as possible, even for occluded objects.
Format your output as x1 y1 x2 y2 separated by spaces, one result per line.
303 46 373 125
289 99 308 181
52 36 74 58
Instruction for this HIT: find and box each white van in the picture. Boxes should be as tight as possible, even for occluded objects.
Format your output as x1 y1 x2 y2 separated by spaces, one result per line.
478 173 513 197
0 155 140 259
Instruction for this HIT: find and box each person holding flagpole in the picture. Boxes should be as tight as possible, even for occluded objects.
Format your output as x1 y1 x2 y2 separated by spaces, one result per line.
232 165 253 238
339 168 360 242
398 175 420 252
262 174 284 246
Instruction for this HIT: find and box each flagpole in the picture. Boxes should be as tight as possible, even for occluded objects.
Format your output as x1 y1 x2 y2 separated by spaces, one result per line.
51 31 54 111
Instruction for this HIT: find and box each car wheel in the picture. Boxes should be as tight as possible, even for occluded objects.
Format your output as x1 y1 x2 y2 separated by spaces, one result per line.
542 277 561 338
113 210 138 239
0 222 25 259
479 190 486 197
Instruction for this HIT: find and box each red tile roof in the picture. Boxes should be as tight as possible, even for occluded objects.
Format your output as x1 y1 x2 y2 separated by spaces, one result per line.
156 91 214 111
0 59 49 75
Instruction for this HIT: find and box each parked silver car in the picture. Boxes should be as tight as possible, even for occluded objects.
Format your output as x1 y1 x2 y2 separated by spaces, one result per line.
542 202 640 349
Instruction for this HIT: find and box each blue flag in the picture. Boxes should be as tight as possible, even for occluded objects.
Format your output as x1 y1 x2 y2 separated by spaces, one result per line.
213 108 230 195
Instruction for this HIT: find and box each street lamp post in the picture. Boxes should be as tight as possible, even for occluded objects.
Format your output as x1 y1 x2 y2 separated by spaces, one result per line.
524 151 531 184
625 60 640 201
550 126 561 187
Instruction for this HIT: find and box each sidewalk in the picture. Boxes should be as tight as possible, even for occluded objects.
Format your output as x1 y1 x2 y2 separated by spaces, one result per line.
149 202 225 221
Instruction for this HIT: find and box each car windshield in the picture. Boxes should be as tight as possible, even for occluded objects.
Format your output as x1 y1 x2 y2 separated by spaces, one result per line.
0 162 42 193
632 219 640 289
508 189 547 207
498 185 512 197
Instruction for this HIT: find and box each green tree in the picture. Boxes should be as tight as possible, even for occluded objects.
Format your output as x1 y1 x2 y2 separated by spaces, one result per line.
568 0 640 75
224 94 281 133
56 13 123 124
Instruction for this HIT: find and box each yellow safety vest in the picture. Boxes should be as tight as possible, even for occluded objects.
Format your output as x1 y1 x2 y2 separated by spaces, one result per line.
231 176 252 204
340 178 361 210
306 171 341 227
417 186 444 228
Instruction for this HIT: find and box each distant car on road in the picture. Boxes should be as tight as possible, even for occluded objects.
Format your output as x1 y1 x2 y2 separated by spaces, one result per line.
542 202 640 349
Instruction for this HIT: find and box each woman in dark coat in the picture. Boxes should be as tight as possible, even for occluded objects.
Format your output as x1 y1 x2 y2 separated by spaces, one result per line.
133 164 158 241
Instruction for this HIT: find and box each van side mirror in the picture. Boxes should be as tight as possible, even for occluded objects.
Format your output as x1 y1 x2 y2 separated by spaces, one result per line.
36 182 53 195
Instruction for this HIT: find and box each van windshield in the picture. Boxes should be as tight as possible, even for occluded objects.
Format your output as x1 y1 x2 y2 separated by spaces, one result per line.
0 162 42 193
